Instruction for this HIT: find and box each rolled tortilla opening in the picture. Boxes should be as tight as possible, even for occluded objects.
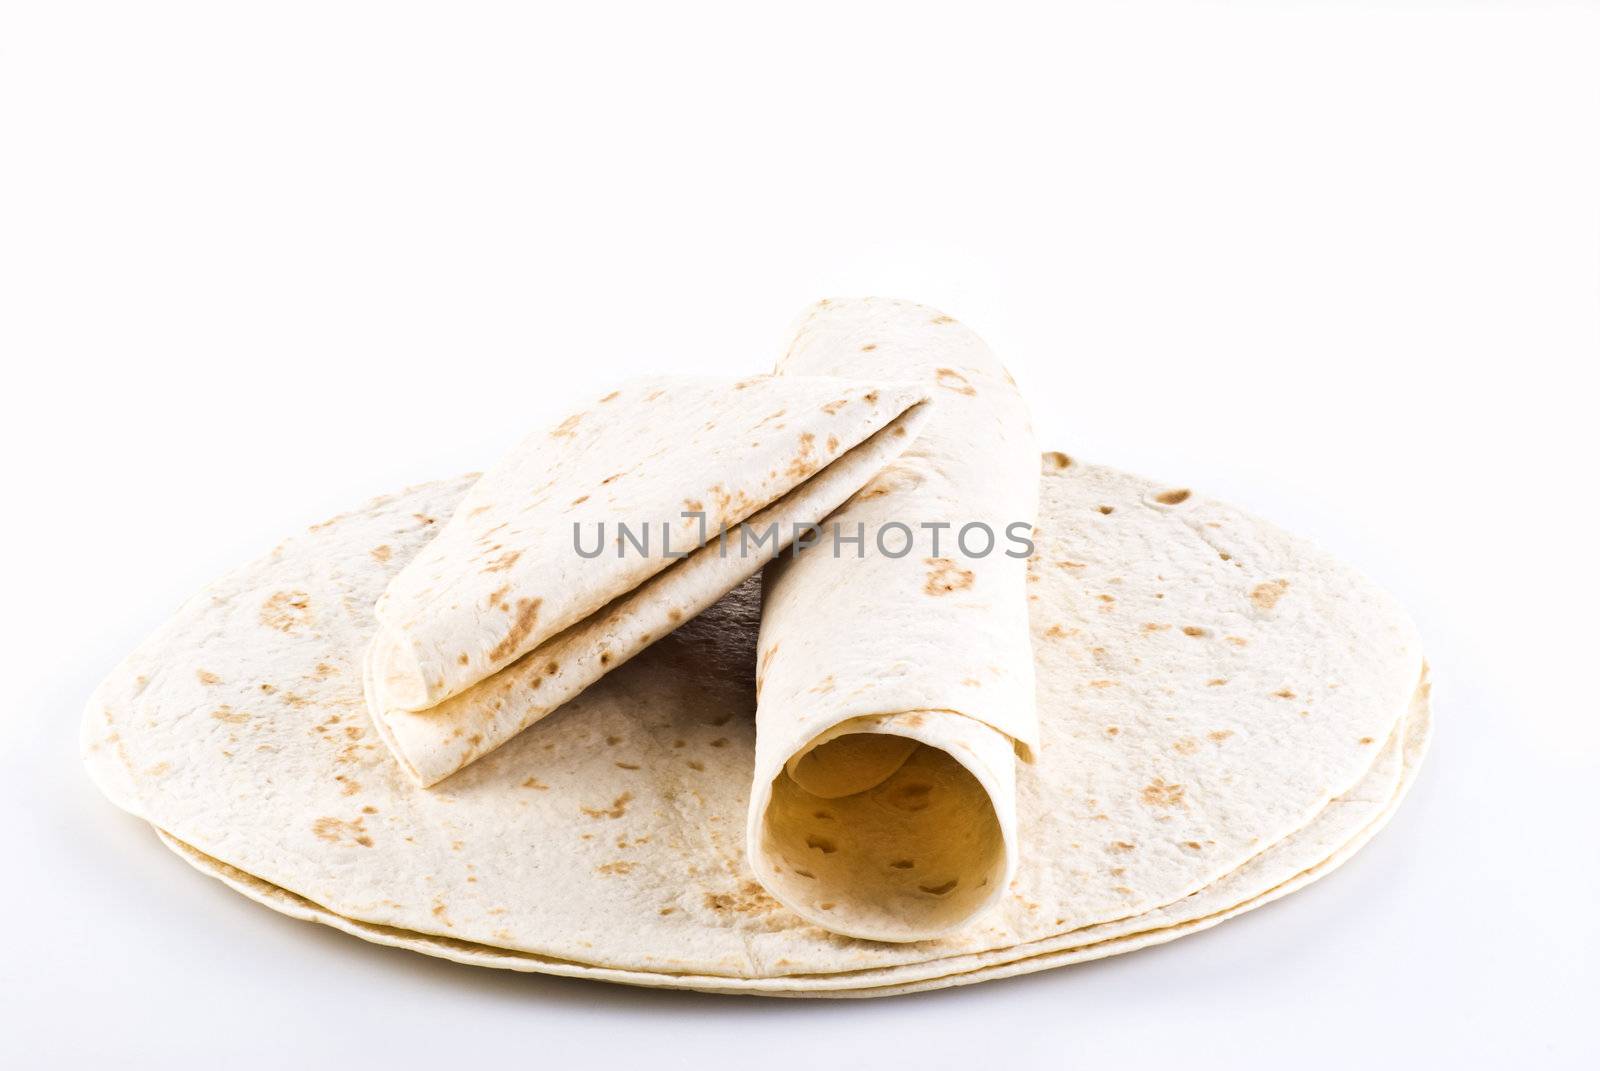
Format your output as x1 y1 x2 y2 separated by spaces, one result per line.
750 710 1017 943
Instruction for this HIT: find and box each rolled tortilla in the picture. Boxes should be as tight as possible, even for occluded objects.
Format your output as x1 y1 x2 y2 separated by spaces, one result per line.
366 374 931 785
748 299 1040 941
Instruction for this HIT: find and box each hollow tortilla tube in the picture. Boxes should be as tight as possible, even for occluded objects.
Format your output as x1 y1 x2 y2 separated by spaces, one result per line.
747 299 1040 942
365 374 932 785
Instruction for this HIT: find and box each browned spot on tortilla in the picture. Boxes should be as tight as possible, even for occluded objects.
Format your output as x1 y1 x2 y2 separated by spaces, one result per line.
1208 730 1235 742
488 598 543 661
1109 840 1136 853
599 389 621 403
1182 625 1209 637
687 759 705 771
1042 451 1074 472
196 669 222 685
311 815 371 846
1251 579 1290 610
431 900 453 927
1141 778 1186 808
335 775 361 796
1153 488 1191 506
1172 738 1198 754
1226 635 1248 646
703 883 779 915
826 435 839 453
210 705 249 724
571 494 590 507
480 550 518 576
312 662 336 680
934 367 977 395
1358 736 1375 745
930 314 955 324
1207 678 1228 686
821 398 849 415
581 792 634 819
783 432 819 479
259 590 312 633
521 776 549 790
924 557 975 595
370 544 392 563
1105 726 1120 736
145 762 170 776
1274 688 1297 699
1143 622 1170 632
551 413 582 438
615 761 640 770
1089 679 1117 689
861 343 877 351
597 861 635 875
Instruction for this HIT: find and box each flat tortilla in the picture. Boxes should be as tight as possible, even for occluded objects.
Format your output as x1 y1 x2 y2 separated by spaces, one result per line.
82 455 1423 983
147 678 1427 995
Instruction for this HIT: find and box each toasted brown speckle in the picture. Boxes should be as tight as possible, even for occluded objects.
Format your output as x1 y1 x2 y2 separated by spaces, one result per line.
1251 579 1290 610
581 792 633 819
488 598 543 662
260 591 312 633
1140 778 1186 808
924 557 975 595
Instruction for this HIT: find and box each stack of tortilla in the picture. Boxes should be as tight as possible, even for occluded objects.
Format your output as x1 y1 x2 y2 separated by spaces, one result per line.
81 299 1428 996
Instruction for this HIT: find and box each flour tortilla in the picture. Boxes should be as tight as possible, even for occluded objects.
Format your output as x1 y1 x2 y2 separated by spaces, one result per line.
146 677 1427 995
82 455 1423 984
365 375 930 785
749 299 1039 941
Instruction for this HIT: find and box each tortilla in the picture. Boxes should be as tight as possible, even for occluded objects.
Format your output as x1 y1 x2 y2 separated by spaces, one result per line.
365 374 930 785
748 299 1039 941
82 452 1423 990
148 676 1427 995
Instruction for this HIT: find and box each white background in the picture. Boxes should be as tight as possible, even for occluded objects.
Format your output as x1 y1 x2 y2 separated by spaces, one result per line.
3 1 1596 1067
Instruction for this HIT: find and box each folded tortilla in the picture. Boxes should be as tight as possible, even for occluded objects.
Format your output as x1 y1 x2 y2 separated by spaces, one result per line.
747 299 1039 941
364 374 931 785
81 454 1425 989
